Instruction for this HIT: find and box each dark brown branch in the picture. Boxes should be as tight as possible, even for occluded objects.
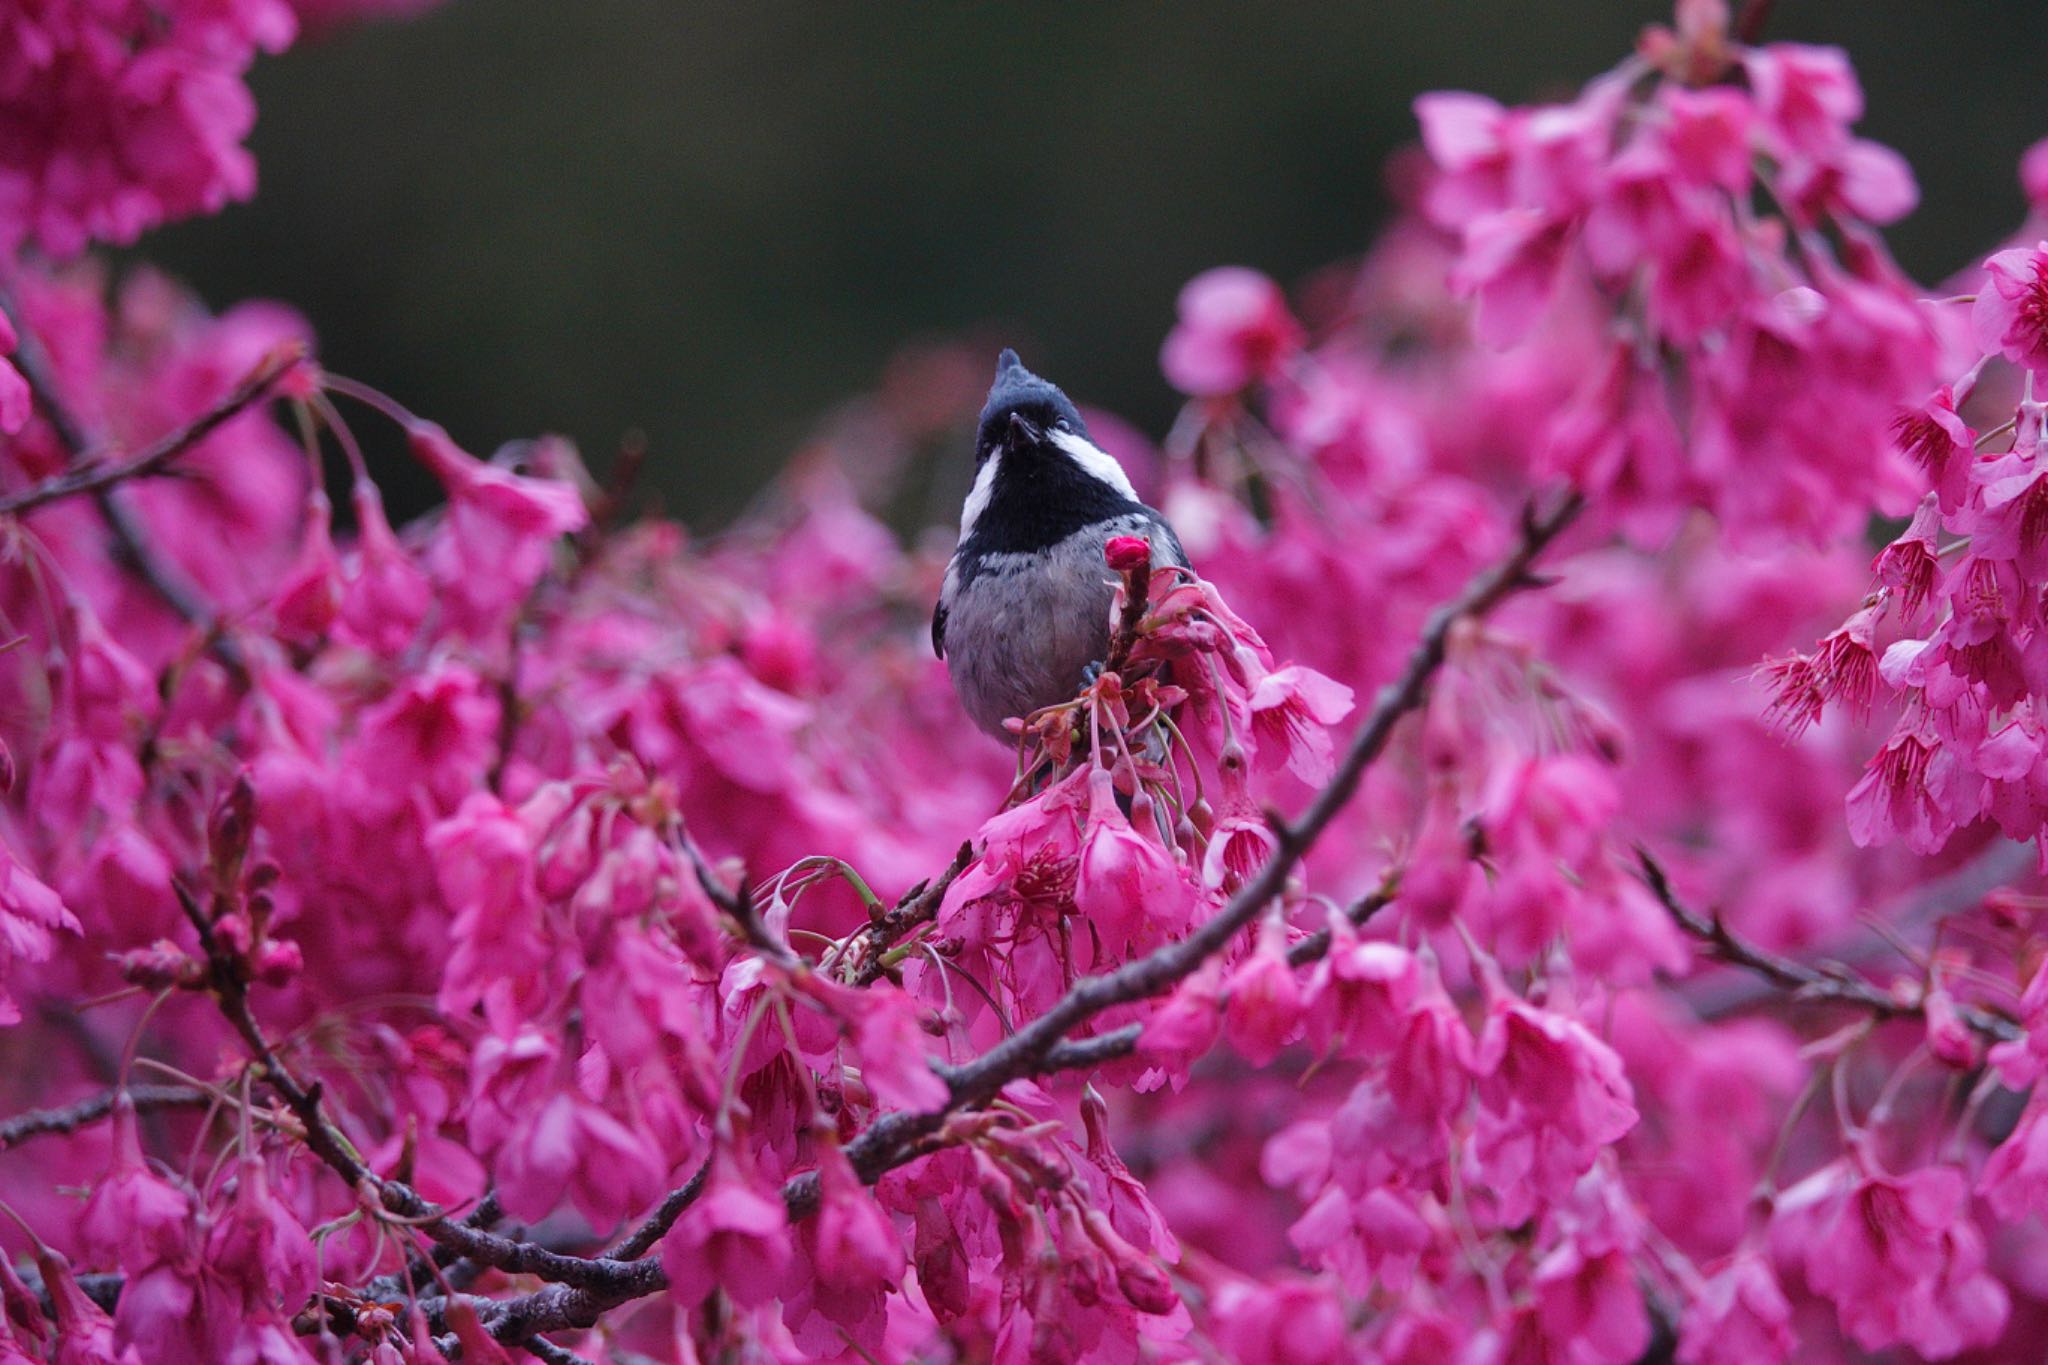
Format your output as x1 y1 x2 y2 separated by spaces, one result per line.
1680 840 2035 1021
571 429 648 568
846 841 975 986
175 882 640 1294
1286 877 1401 969
361 1192 508 1310
1102 548 1156 678
0 312 301 685
521 1338 597 1365
904 493 1582 1117
15 1263 122 1320
0 344 305 517
0 1084 213 1150
607 1155 710 1261
1039 1026 1143 1071
682 836 798 970
1636 847 2023 1044
439 488 1586 1345
95 491 241 675
0 290 91 455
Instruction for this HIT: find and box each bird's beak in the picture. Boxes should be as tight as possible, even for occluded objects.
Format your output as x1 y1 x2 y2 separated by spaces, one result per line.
1004 411 1040 455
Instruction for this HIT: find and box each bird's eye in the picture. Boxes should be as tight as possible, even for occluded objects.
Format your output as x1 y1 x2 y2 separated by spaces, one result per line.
1052 418 1073 433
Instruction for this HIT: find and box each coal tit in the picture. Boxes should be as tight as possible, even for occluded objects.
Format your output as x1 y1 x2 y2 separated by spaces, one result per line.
933 349 1187 738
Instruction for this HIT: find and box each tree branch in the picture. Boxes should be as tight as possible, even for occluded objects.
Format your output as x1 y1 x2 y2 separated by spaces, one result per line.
175 882 641 1295
426 488 1585 1345
846 841 975 986
607 1156 710 1261
0 307 302 685
0 343 305 517
520 1338 597 1365
1102 546 1156 677
682 836 798 970
1678 839 2036 1021
1636 846 2023 1044
1286 876 1401 969
0 1084 213 1151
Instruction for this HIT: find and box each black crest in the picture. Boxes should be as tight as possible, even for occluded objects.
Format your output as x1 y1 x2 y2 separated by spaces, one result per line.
974 349 1090 462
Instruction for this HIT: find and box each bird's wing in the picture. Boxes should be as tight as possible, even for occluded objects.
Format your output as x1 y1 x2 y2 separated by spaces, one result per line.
933 559 963 659
1156 519 1190 569
1139 507 1190 569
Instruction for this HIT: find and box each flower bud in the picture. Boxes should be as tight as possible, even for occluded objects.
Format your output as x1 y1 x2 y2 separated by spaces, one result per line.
115 939 205 990
253 938 304 987
208 773 258 871
1105 535 1153 575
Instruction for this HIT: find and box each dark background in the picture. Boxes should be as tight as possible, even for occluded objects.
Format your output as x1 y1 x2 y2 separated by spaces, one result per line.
141 1 2047 526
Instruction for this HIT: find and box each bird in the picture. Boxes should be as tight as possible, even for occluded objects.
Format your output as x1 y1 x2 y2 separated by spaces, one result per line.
934 349 1187 738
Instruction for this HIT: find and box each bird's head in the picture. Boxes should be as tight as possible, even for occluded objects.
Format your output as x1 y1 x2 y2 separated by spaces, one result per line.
974 349 1091 465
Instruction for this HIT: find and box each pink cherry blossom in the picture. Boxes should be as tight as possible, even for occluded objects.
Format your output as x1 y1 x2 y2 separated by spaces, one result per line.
1677 1254 1797 1365
204 1154 317 1319
1774 1156 2009 1355
1221 919 1307 1065
663 1145 792 1310
77 1098 192 1277
1742 44 1864 157
1160 267 1305 398
1247 664 1354 785
1073 767 1194 958
0 842 75 1026
1974 243 2048 378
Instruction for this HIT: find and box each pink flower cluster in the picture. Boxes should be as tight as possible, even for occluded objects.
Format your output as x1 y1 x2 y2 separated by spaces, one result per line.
0 0 440 260
6 2 2048 1362
1786 231 2048 868
1411 0 1941 545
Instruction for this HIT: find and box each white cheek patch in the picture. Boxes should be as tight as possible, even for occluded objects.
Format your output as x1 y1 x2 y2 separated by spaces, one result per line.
1050 429 1139 501
959 452 1002 537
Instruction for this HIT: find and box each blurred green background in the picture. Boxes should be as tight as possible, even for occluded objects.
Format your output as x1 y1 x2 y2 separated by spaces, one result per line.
142 1 2047 524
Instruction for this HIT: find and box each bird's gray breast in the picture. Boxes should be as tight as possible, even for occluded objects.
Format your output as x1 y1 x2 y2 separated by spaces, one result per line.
942 512 1181 738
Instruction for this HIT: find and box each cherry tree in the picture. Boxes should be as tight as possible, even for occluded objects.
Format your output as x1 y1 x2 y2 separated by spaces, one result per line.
2 1 2046 1361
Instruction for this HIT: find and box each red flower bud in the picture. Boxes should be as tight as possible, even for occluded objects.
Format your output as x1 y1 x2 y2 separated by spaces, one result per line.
1104 535 1152 574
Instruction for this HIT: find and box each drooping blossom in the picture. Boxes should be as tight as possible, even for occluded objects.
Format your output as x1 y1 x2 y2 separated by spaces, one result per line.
1161 268 1305 398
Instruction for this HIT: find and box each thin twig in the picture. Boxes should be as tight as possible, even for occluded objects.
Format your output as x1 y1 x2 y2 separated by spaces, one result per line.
519 1335 598 1365
681 836 798 970
1636 846 2022 1044
607 1157 710 1261
0 344 305 517
0 310 302 685
571 430 649 568
1102 548 1155 678
846 841 975 986
1286 876 1401 969
0 1084 214 1150
1680 839 2035 1020
174 882 642 1293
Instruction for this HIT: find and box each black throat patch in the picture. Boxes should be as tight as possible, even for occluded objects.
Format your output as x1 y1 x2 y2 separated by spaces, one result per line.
959 443 1150 558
